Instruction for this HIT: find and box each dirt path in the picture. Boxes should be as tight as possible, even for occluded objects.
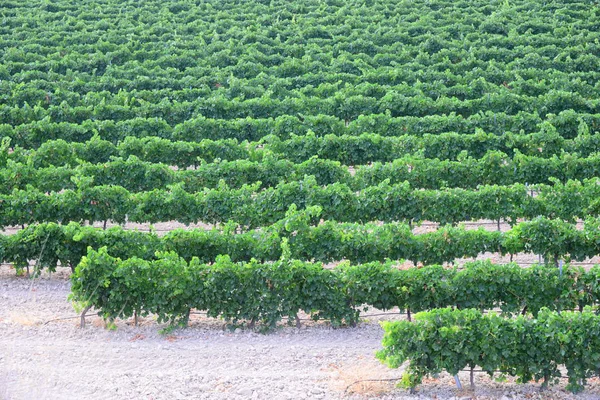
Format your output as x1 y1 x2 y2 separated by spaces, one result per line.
2 270 600 400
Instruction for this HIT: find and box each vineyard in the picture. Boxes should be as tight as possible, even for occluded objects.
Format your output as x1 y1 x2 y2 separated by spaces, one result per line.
2 0 600 397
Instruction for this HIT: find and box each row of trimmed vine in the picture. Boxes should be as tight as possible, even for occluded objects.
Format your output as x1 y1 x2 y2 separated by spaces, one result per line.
378 308 600 393
3 213 599 273
71 248 600 333
1 176 600 228
4 111 598 149
3 119 598 169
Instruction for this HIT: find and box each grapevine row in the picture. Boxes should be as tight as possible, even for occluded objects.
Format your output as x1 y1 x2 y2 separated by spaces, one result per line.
378 308 600 393
2 176 600 228
1 155 349 193
2 88 599 133
72 248 600 340
4 111 598 149
4 119 600 169
2 215 599 272
6 145 600 193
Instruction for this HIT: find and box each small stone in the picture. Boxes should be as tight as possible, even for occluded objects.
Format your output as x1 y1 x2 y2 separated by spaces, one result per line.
234 328 241 334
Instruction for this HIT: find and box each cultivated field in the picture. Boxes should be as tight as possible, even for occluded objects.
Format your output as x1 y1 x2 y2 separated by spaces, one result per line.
2 0 600 398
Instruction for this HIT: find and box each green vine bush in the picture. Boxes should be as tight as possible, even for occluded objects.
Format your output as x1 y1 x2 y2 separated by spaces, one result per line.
378 308 600 393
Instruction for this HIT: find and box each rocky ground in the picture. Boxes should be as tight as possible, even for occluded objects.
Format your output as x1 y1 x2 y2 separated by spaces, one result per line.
2 267 600 400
